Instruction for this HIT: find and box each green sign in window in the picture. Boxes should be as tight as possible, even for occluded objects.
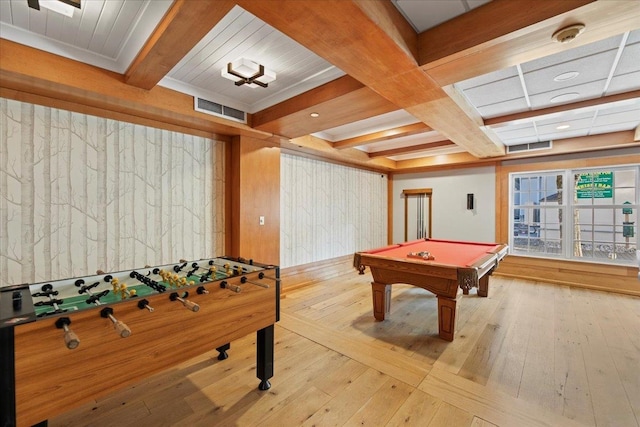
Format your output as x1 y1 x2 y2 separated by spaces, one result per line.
576 172 613 199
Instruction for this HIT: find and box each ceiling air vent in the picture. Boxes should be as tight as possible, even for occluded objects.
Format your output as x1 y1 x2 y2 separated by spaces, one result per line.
194 97 247 123
507 140 552 154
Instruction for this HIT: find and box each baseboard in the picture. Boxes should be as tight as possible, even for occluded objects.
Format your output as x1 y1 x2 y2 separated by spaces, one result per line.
495 255 640 297
280 255 355 294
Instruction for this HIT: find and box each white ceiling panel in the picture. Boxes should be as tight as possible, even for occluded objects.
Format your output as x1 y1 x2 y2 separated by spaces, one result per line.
362 131 446 153
593 107 640 127
392 0 467 33
455 66 519 90
538 128 589 141
613 37 640 76
476 98 530 119
389 145 466 161
522 50 619 96
537 117 596 135
528 80 607 109
163 5 344 114
460 75 525 108
315 110 420 142
0 0 173 72
608 71 640 95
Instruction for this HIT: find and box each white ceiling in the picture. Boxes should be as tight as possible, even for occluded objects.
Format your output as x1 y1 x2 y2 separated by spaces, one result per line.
1 0 639 161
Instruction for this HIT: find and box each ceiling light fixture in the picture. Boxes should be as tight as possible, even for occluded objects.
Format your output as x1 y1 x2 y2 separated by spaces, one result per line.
556 124 571 130
27 0 80 17
553 71 580 82
310 112 319 118
550 92 580 103
221 58 275 88
552 24 586 44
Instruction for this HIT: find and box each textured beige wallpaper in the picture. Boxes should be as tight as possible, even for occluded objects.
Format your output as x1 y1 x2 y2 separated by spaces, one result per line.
280 153 387 268
0 98 225 287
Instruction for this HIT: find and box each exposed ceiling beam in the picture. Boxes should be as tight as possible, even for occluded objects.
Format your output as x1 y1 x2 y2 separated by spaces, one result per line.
421 0 640 86
485 90 640 127
125 0 236 90
333 123 433 149
252 75 397 138
239 0 505 158
368 140 456 159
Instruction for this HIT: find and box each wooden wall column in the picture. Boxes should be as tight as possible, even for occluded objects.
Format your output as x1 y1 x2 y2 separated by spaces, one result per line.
226 135 280 266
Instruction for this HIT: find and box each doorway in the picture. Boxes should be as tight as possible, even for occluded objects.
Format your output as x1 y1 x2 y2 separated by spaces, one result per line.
403 188 432 241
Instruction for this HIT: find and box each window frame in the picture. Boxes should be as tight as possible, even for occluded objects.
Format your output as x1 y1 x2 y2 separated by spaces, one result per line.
509 164 639 266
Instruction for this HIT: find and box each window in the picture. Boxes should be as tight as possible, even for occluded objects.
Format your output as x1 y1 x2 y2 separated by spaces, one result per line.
509 165 639 265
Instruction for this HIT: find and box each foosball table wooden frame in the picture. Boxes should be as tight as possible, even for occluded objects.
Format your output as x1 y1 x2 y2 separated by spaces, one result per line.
0 257 280 427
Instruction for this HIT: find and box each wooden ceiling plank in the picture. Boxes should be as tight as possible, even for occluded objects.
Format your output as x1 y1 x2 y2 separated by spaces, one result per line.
239 0 505 158
125 0 236 90
333 123 432 149
368 140 456 159
421 0 640 86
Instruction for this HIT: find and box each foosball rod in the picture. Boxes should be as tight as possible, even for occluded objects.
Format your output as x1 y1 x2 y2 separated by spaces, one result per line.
100 307 131 338
137 298 154 312
55 317 80 349
240 276 269 288
258 272 280 282
169 292 200 312
220 281 241 293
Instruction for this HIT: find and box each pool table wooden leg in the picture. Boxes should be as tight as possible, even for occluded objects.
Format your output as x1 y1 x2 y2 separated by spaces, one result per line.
371 282 391 321
437 296 457 341
478 275 489 297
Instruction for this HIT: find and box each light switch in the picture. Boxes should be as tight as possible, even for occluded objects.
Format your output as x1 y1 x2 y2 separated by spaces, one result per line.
259 216 265 225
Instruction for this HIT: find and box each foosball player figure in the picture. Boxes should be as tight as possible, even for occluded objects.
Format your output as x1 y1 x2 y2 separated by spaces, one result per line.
32 284 67 317
199 266 216 282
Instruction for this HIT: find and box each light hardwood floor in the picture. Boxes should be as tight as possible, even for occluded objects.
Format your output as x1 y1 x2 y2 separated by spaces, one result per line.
50 271 640 427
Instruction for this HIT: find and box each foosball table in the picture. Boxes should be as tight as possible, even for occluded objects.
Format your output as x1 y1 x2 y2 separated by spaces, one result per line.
0 256 280 427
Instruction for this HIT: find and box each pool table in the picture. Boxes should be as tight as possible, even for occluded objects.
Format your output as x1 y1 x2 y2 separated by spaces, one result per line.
354 238 508 341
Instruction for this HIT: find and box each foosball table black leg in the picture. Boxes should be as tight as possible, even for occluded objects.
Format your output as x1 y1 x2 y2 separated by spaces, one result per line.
256 324 274 391
216 343 230 360
0 326 16 427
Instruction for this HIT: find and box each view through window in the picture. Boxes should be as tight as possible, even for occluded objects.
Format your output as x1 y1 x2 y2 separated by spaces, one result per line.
510 165 639 265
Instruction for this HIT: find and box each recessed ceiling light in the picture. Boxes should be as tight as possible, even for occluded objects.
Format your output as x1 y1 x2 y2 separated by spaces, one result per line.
554 71 580 82
556 124 571 130
550 92 580 103
310 112 319 118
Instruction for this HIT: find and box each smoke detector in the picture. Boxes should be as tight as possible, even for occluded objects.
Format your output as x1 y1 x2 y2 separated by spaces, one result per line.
552 24 586 43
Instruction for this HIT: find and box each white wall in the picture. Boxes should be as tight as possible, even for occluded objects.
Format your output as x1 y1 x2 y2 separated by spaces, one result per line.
280 154 387 268
392 166 497 243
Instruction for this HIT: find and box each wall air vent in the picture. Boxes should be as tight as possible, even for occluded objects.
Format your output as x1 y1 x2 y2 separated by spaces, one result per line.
507 140 552 154
194 97 247 123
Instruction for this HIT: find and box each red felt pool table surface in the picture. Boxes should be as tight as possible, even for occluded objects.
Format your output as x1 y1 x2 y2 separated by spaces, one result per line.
364 239 504 267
